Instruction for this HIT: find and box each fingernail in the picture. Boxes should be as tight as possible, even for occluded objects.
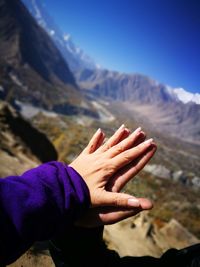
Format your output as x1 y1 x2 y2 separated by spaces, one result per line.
144 138 154 145
96 128 102 134
133 127 142 134
119 124 125 130
128 198 140 207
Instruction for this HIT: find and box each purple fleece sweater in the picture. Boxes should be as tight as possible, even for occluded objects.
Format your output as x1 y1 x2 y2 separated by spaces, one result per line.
0 161 90 265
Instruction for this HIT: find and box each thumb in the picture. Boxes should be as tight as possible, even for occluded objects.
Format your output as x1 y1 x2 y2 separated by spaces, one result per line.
101 192 141 208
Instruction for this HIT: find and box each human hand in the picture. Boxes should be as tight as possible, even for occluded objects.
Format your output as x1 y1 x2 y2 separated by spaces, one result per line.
73 126 156 227
70 125 156 210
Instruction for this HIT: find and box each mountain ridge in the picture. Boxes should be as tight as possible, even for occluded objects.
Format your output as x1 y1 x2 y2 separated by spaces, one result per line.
0 0 88 116
0 0 76 85
22 0 98 72
0 0 103 120
76 68 200 143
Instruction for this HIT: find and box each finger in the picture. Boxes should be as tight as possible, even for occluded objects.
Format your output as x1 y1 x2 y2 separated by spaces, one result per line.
111 138 155 170
133 131 146 146
76 198 153 227
106 127 144 158
98 191 142 208
96 124 129 153
97 197 153 224
118 128 130 143
95 131 106 151
99 208 142 225
107 144 157 192
84 128 105 154
137 197 153 210
75 207 140 228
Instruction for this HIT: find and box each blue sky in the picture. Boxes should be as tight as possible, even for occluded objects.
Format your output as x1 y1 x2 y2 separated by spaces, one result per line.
43 0 200 93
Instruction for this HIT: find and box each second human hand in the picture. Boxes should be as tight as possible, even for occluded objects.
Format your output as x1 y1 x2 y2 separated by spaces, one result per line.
72 125 156 227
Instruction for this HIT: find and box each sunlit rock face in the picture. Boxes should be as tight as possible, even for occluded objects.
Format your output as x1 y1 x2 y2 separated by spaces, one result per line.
0 101 57 177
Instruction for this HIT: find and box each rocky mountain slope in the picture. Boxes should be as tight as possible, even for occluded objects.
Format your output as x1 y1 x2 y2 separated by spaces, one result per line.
76 69 173 103
0 0 98 117
22 0 98 72
76 69 200 144
0 101 57 177
0 101 199 266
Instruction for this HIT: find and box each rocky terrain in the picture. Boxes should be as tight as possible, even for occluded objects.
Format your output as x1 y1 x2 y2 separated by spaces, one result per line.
0 101 57 177
0 100 198 266
104 213 199 258
0 102 199 266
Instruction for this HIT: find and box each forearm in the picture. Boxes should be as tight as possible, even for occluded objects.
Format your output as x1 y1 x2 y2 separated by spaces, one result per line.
0 161 90 265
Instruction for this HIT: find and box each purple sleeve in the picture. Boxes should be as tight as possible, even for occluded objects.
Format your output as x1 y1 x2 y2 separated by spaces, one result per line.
0 161 90 265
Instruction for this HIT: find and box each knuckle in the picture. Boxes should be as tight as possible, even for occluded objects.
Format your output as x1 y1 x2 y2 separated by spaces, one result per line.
108 162 117 174
123 151 132 163
115 144 124 154
102 143 110 151
115 196 126 207
88 144 95 153
114 195 120 206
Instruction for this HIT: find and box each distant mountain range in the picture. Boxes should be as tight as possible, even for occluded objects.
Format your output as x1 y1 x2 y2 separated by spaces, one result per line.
22 0 200 106
75 68 200 143
0 0 200 144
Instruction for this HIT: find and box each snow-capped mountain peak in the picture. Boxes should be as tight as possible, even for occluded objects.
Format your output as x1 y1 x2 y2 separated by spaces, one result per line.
173 88 200 105
167 86 200 105
63 34 71 42
32 0 41 20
